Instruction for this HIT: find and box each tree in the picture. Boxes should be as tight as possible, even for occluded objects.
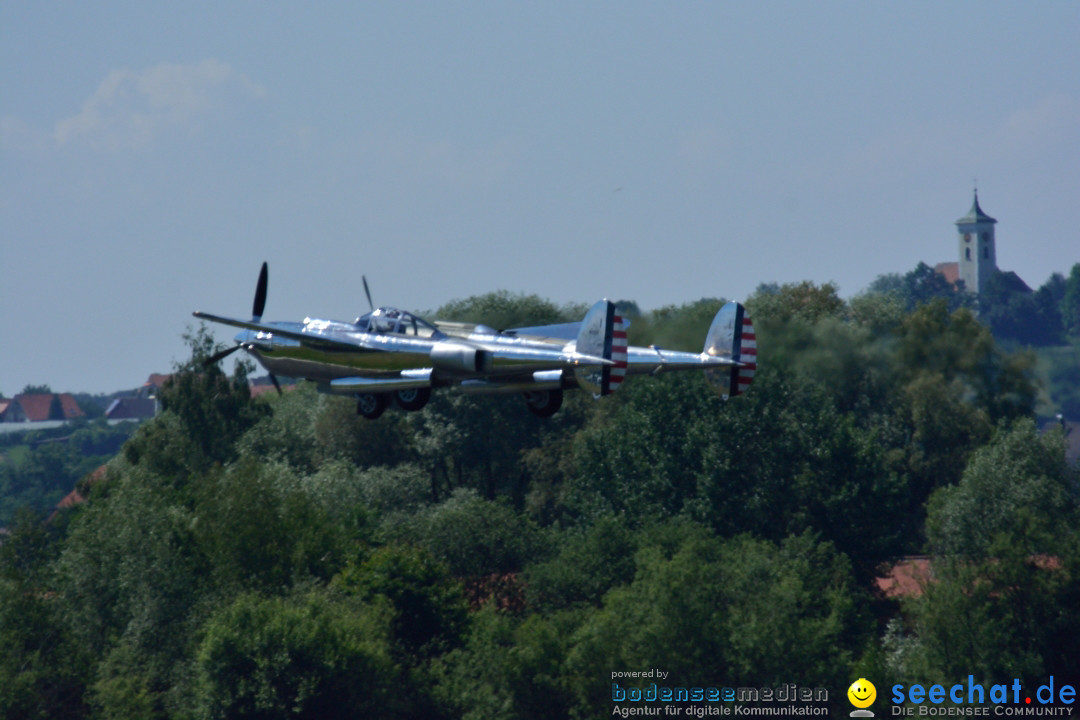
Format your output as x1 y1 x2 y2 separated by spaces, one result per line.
866 263 976 313
926 419 1077 558
434 290 577 331
746 280 845 325
433 606 581 720
194 590 405 720
891 421 1080 685
566 367 910 578
566 529 865 716
893 300 1035 425
523 514 638 611
626 297 728 351
1032 273 1066 345
0 508 91 719
311 392 417 470
21 383 53 395
52 463 206 708
1062 263 1080 337
192 460 351 594
408 389 572 504
333 544 468 661
883 301 1035 537
849 290 906 334
388 488 547 578
894 528 1080 686
124 325 267 475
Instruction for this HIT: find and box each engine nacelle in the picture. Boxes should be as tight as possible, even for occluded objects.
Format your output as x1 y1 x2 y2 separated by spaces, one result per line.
430 341 491 374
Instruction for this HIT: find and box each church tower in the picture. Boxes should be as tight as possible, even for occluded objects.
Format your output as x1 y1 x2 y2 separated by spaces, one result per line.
955 190 997 294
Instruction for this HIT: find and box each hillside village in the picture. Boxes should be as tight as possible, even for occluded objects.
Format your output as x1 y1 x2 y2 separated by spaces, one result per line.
0 374 169 428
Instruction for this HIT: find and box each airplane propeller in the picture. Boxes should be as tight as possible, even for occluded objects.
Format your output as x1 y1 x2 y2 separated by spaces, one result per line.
253 261 268 321
204 344 242 367
202 261 282 394
362 275 374 313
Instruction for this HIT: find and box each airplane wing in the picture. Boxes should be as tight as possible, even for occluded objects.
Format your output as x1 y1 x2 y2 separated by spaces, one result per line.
192 311 373 352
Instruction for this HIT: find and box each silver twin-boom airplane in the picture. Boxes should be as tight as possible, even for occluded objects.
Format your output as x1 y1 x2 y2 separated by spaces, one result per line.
193 263 757 419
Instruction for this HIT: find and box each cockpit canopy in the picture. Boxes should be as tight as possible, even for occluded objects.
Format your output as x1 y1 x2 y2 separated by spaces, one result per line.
355 307 441 338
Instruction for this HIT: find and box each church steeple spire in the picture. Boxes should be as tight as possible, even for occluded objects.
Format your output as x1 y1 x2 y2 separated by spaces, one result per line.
956 189 997 225
955 190 998 295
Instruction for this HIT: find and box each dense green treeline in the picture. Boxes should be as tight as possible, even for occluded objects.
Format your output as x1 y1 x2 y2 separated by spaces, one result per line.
1 280 1079 719
0 420 137 527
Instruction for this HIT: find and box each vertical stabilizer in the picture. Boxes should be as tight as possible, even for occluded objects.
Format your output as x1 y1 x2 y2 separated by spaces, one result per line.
574 300 627 396
703 302 756 399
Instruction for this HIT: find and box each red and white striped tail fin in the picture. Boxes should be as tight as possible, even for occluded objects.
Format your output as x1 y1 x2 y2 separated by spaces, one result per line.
704 301 757 400
732 310 756 396
575 299 628 397
608 313 628 393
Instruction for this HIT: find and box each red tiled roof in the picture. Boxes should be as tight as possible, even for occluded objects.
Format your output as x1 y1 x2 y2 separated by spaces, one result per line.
876 556 933 598
9 393 85 422
47 465 108 523
876 554 1063 599
144 373 172 389
935 262 959 287
54 488 86 510
57 394 83 419
13 394 57 422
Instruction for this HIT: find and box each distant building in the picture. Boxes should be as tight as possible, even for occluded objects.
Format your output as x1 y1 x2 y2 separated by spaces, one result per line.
0 393 85 423
141 373 171 398
876 554 1063 599
105 397 158 420
47 464 109 524
936 191 1028 298
104 373 170 420
956 190 998 295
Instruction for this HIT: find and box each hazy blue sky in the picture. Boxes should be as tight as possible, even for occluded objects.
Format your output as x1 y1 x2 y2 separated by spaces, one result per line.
3 2 1078 394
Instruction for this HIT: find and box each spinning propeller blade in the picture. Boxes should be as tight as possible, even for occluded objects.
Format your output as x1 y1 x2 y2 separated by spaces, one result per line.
204 344 242 367
252 262 268 321
362 275 374 313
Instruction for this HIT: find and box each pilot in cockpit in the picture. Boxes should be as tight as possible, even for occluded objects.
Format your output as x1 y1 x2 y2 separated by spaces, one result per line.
356 307 436 337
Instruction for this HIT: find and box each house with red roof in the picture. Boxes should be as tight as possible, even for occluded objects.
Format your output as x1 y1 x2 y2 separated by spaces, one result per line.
0 393 85 423
141 373 171 397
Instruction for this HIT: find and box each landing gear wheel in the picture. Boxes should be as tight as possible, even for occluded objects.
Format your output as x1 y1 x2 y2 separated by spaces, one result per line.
356 392 389 420
524 389 563 418
394 387 431 412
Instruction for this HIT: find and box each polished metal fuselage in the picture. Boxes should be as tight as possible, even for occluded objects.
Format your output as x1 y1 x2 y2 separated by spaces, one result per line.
233 318 624 390
194 302 737 399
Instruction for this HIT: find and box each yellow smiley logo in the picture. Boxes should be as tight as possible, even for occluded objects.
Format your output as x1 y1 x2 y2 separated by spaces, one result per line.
848 678 876 709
